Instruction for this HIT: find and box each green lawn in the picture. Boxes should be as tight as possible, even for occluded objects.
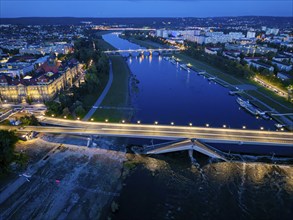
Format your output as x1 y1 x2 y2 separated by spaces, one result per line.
92 55 133 122
96 39 117 51
125 37 169 49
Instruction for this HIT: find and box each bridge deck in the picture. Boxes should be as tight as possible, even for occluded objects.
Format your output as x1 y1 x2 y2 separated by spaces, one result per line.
144 139 227 160
1 116 292 147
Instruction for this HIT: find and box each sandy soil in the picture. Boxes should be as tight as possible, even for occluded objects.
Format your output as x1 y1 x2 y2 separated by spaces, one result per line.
0 134 126 220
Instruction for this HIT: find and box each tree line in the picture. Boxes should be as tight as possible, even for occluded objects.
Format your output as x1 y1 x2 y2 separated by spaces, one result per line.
46 38 109 118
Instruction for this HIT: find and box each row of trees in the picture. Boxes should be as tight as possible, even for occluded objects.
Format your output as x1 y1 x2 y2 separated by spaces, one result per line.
185 42 255 78
46 38 109 118
0 130 18 175
185 42 292 91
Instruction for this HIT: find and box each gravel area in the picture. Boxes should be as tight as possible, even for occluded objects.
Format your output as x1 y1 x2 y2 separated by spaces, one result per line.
0 134 126 220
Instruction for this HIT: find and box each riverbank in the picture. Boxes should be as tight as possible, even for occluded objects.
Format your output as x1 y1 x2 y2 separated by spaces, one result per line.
120 35 169 49
0 134 126 219
76 35 134 122
92 55 133 122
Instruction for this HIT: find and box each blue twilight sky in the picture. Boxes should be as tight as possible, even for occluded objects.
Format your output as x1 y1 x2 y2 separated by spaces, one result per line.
0 1 292 18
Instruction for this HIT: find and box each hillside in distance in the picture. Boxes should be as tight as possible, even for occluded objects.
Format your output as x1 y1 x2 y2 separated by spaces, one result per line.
0 16 292 28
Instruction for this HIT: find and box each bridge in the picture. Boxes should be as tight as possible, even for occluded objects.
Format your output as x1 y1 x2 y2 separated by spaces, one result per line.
103 48 181 55
134 139 228 161
1 116 292 146
31 117 293 146
1 116 292 160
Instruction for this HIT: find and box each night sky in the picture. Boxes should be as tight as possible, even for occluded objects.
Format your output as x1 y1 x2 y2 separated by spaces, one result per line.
1 0 292 18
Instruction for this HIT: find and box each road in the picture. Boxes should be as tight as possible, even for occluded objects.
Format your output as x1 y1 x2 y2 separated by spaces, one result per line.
82 61 114 121
2 116 292 146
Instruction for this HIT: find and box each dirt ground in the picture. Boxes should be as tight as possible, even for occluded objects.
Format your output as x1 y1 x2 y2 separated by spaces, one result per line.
0 134 126 220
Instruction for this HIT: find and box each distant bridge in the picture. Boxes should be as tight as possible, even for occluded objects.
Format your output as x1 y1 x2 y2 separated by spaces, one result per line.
103 48 181 55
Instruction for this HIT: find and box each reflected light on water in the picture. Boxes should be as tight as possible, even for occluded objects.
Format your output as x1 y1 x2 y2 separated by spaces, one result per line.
158 55 162 63
203 161 293 193
139 55 144 63
203 162 238 183
148 54 152 63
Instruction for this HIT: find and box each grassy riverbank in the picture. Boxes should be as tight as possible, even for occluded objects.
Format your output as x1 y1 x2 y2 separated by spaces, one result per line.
122 36 169 49
92 55 133 122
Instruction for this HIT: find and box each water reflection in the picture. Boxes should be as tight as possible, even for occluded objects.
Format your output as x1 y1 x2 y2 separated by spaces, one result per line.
148 54 152 63
158 55 162 63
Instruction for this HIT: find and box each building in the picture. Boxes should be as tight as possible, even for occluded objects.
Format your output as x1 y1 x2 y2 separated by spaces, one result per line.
247 31 256 38
19 43 73 55
0 58 82 102
225 44 278 55
272 60 292 71
204 47 220 55
266 28 279 35
223 51 241 61
229 32 245 40
0 62 34 78
249 61 274 72
277 72 293 81
273 54 292 63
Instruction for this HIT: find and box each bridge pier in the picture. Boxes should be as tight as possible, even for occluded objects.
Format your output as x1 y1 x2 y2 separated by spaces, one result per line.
87 135 94 147
188 149 196 164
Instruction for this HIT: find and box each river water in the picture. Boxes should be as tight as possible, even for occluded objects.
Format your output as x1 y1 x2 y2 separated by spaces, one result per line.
103 33 276 130
102 33 293 220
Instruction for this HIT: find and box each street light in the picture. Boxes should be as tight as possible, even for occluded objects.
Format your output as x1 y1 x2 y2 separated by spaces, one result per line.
171 122 174 125
77 117 80 120
189 123 192 126
242 125 246 129
122 120 125 123
137 120 141 124
206 123 209 127
260 127 264 130
91 118 94 121
105 119 108 122
51 114 55 117
155 121 158 125
223 125 226 128
64 116 67 119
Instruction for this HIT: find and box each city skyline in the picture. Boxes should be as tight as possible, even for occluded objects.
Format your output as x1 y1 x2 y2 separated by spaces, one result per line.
1 0 292 18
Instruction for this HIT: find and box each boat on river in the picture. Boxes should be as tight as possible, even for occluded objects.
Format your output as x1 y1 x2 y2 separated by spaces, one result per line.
180 64 189 71
236 97 259 116
170 59 177 65
275 123 285 129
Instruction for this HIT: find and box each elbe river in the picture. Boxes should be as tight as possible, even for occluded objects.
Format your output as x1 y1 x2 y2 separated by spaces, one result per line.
102 33 293 220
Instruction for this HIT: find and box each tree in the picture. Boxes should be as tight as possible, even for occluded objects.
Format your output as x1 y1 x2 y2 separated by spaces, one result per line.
45 101 62 116
26 96 33 105
20 115 39 126
74 105 86 117
0 130 18 174
62 107 70 117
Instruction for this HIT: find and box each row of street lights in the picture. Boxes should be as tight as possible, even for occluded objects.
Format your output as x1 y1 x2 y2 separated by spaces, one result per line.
50 115 284 131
